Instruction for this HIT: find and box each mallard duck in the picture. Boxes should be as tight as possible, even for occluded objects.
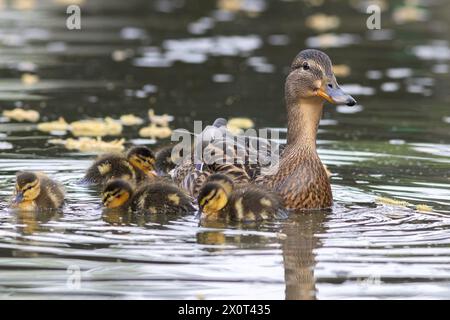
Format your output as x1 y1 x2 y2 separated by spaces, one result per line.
10 172 64 211
83 146 156 186
254 49 356 209
101 179 195 214
178 49 356 210
197 173 287 222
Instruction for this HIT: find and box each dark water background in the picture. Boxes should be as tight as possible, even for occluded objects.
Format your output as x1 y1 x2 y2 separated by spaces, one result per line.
0 0 449 299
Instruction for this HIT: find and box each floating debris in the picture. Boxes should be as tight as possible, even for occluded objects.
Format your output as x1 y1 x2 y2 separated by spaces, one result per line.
228 117 254 130
332 64 351 77
70 117 122 137
393 5 428 24
305 14 340 32
120 114 144 126
376 196 410 207
217 0 267 17
148 109 174 127
416 204 433 212
376 197 433 213
305 33 360 49
49 137 125 153
2 108 40 122
139 124 172 139
37 117 69 132
21 73 39 85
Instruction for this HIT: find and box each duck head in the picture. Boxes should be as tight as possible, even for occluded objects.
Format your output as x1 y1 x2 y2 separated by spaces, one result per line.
285 49 356 107
198 182 229 218
13 172 41 205
127 146 156 177
102 179 133 209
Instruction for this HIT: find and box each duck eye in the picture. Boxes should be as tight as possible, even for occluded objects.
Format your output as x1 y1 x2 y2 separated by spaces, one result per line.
302 62 310 70
328 83 333 89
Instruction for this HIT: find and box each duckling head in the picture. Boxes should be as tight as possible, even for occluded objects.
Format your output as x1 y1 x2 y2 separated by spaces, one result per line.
102 179 133 209
205 173 234 196
198 182 229 218
13 172 41 204
286 49 356 107
127 146 156 176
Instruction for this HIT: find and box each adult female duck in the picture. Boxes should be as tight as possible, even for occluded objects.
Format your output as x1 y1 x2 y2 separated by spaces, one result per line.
256 49 356 210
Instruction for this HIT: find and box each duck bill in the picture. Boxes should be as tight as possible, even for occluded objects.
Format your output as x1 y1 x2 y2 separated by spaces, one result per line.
317 86 356 106
13 192 24 204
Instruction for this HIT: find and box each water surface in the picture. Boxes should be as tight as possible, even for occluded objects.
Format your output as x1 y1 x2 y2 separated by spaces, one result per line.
0 0 449 299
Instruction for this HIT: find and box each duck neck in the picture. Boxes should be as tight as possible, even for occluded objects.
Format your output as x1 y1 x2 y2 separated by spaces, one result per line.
286 98 323 152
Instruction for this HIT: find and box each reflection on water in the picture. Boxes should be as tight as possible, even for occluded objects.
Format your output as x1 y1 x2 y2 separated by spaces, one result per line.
0 0 449 299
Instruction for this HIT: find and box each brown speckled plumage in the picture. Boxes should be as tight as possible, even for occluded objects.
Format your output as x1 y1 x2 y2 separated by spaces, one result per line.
256 49 355 210
131 181 195 214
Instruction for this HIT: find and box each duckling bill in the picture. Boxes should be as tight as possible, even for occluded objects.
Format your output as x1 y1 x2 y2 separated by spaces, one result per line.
101 179 195 214
197 173 287 222
11 171 64 211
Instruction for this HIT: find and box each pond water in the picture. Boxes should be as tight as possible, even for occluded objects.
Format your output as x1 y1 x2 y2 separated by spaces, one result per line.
0 0 449 299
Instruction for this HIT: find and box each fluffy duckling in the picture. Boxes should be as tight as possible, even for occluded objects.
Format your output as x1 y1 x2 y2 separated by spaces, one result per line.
197 173 287 222
101 179 195 214
83 146 156 186
10 172 64 211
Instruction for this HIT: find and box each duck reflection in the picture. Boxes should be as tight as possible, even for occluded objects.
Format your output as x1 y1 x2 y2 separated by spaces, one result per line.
101 208 186 227
282 210 327 300
10 209 60 258
14 210 60 235
196 220 271 252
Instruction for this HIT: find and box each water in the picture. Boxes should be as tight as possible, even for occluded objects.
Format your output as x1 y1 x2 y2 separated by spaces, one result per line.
0 0 449 299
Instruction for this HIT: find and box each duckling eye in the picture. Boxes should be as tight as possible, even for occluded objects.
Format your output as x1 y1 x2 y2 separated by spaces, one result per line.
302 62 310 71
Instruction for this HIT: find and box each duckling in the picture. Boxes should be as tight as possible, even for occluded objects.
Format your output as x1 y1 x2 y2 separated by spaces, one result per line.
10 172 64 211
83 146 156 186
197 173 287 222
101 179 195 214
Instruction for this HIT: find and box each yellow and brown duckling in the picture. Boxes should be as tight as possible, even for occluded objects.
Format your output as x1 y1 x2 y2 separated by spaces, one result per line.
10 171 64 211
83 146 157 186
197 173 287 222
101 179 195 214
